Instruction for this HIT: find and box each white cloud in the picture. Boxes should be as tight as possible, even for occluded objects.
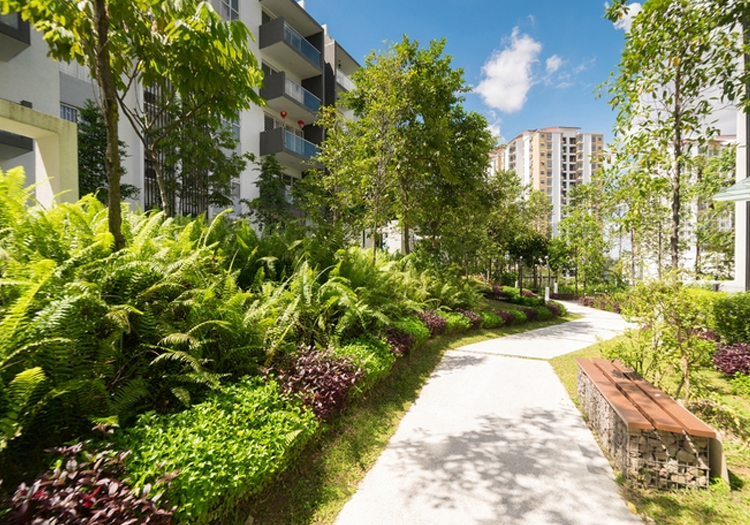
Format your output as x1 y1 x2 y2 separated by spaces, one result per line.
475 28 542 114
546 55 563 74
610 2 642 31
488 121 503 142
556 82 574 89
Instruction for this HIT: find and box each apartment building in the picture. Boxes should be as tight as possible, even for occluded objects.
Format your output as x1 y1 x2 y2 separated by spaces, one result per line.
0 0 358 215
494 127 604 236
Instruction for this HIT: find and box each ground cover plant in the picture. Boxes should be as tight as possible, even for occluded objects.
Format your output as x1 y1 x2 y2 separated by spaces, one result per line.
0 166 571 523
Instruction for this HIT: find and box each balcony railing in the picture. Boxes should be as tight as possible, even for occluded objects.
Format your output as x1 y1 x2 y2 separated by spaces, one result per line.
336 68 356 91
283 22 320 66
284 130 319 159
285 77 320 113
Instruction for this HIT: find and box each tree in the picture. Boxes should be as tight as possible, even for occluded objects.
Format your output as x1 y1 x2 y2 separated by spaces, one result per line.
316 36 493 262
2 0 263 247
603 0 738 270
691 145 736 278
558 183 608 294
158 115 251 217
244 154 295 234
77 100 139 204
332 42 409 261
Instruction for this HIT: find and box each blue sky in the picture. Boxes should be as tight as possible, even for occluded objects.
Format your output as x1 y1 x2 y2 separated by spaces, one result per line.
303 0 641 144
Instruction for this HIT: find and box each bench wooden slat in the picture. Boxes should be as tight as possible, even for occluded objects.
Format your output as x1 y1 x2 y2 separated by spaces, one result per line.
575 358 653 431
592 358 684 434
609 360 716 439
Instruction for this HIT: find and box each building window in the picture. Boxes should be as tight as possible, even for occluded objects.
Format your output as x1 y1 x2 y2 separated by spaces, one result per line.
60 103 79 123
219 0 239 20
59 61 91 82
223 118 240 142
262 62 279 78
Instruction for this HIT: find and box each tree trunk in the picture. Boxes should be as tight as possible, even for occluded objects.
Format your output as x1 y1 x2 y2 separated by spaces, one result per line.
657 226 663 279
146 144 173 217
93 0 125 251
401 180 411 255
671 68 683 271
631 228 636 282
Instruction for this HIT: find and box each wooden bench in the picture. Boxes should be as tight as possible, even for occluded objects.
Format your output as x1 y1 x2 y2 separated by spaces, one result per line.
576 358 724 489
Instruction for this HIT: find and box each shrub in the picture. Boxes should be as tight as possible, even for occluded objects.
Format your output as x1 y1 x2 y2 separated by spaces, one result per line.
500 286 544 307
4 431 177 525
274 347 363 420
546 301 566 317
611 280 716 399
518 306 538 322
714 343 750 377
579 296 595 308
509 309 527 324
493 309 516 326
335 336 395 394
458 310 482 329
438 311 472 334
479 311 504 329
393 316 431 348
714 292 750 344
534 306 554 321
417 310 447 337
383 326 416 356
120 378 318 524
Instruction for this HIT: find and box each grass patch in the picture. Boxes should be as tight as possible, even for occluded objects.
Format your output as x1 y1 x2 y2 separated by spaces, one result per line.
227 314 577 525
550 337 750 525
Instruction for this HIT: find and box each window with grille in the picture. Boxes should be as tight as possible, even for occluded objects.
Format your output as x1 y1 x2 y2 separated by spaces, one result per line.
60 103 79 123
219 0 239 20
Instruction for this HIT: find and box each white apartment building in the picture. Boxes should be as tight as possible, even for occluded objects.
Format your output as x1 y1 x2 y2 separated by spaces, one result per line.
494 127 604 236
0 0 359 215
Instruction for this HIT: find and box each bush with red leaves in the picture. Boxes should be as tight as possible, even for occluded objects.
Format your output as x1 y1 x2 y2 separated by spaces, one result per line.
545 302 562 317
273 347 363 419
714 343 750 377
417 311 447 337
383 326 416 356
493 309 515 326
3 427 176 525
458 310 482 329
518 306 539 321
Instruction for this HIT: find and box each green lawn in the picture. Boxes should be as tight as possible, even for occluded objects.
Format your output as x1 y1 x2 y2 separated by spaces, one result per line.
225 314 578 525
550 337 750 525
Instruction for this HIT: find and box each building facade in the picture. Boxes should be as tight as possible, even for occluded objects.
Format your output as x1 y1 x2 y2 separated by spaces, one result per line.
493 127 604 236
0 0 358 215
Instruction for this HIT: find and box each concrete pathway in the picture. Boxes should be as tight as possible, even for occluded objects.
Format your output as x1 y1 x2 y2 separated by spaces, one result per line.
334 302 642 525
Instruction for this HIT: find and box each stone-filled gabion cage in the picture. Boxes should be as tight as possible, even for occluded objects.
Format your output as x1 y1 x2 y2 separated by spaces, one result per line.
577 366 710 489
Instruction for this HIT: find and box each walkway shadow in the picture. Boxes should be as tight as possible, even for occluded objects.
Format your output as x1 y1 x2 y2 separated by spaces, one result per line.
386 407 633 524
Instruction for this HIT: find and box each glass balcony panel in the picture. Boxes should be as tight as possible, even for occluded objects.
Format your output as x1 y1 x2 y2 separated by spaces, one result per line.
336 68 356 91
284 130 319 159
283 23 320 66
284 77 320 113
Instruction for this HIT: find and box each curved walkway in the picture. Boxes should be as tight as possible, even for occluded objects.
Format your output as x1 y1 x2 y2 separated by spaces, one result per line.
334 302 642 525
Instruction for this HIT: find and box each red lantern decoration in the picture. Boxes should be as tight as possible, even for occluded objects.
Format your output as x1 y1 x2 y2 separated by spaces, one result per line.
297 120 305 129
280 110 287 119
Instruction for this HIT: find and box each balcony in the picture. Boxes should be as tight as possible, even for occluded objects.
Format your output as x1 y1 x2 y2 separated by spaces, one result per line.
0 12 30 61
260 126 321 170
261 72 320 123
260 17 322 79
336 68 356 92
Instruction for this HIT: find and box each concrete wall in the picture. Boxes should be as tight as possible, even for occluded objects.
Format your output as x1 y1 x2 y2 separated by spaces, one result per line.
0 98 78 205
